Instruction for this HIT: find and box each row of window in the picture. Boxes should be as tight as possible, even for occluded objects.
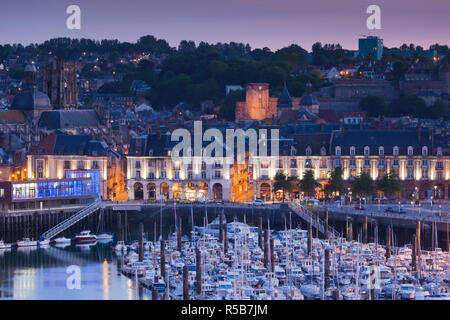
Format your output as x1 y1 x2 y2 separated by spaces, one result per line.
36 159 100 170
335 146 438 156
134 170 222 180
260 159 444 169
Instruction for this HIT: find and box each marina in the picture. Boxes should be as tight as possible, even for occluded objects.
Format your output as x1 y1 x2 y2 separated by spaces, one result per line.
0 201 449 300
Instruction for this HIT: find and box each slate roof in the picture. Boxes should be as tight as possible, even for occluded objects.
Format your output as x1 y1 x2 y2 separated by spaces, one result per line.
32 134 110 156
330 129 446 156
38 110 101 129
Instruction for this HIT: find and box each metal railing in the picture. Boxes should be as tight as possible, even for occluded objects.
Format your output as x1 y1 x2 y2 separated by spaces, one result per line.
40 198 102 240
289 200 340 238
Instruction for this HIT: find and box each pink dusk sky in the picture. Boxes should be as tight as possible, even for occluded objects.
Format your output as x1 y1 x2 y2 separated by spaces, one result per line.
1 0 449 51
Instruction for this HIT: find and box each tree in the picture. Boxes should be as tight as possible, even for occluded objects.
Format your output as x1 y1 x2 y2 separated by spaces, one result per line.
359 95 387 117
325 166 346 196
298 170 320 197
218 89 243 121
430 99 449 119
377 172 402 198
352 172 374 197
273 172 297 202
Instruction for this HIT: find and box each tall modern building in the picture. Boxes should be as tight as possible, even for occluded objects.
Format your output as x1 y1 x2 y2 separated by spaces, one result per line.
42 58 78 110
358 36 383 60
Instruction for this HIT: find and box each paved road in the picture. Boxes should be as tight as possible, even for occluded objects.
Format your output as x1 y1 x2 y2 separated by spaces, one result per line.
321 202 450 224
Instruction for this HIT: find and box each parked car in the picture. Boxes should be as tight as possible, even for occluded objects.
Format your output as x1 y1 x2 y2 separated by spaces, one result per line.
354 205 365 210
398 208 406 214
253 199 265 206
384 207 395 213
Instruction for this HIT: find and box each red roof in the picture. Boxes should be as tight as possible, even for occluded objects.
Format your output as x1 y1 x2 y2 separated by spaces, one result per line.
318 109 340 123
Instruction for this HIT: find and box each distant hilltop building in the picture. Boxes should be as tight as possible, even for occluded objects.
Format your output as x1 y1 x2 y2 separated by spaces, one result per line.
358 36 383 60
42 58 78 110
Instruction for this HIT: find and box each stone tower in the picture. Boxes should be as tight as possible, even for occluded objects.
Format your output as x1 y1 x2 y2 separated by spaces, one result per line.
42 58 78 110
235 83 277 120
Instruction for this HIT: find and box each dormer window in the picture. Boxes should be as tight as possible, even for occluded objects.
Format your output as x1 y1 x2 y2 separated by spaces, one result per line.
290 147 296 156
350 146 355 156
364 146 370 156
437 147 443 156
305 146 312 156
379 146 384 156
335 146 341 156
408 146 413 156
148 149 153 156
393 146 399 156
320 146 326 156
422 146 428 156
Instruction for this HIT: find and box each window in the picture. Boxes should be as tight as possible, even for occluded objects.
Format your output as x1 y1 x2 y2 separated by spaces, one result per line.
148 160 154 167
422 168 428 180
148 172 154 179
187 163 193 170
407 159 414 168
421 159 428 168
261 160 269 169
422 146 428 156
349 159 356 167
136 170 141 179
335 146 341 156
378 159 385 168
174 171 180 180
135 161 141 169
214 171 221 178
392 159 399 168
64 161 71 169
36 159 44 170
393 146 399 156
334 159 342 168
201 162 206 170
364 159 371 168
305 147 312 156
320 159 327 168
276 160 283 168
92 161 99 169
161 161 166 168
201 171 206 179
407 168 414 180
408 146 413 156
290 159 297 168
436 161 444 170
187 171 193 180
379 146 384 156
350 146 355 156
364 146 370 156
77 161 85 169
161 171 166 179
305 159 312 168
437 172 443 181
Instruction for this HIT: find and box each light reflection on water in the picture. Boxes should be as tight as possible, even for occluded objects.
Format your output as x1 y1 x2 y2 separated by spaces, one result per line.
0 243 151 300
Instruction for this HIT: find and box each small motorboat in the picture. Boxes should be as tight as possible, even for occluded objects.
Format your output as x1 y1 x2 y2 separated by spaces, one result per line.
115 241 126 252
54 237 72 244
38 238 50 246
97 232 114 241
0 240 12 250
75 230 97 243
17 238 38 247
